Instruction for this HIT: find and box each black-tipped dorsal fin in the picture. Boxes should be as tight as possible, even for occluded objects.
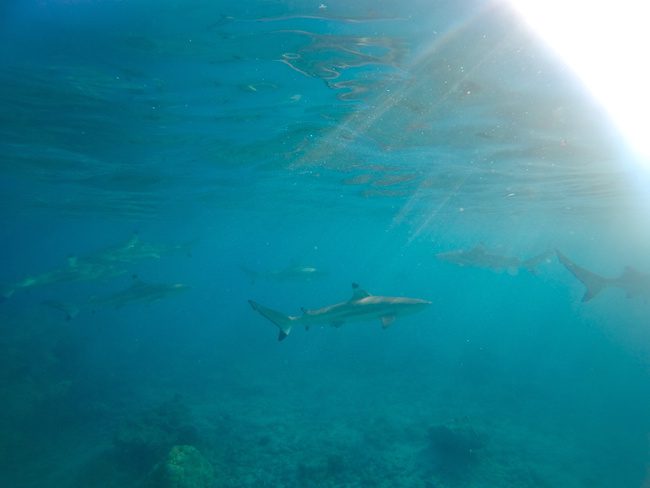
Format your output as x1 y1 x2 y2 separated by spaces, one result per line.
351 282 371 300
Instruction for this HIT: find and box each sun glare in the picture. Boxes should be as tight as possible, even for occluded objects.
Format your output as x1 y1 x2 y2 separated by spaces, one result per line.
510 1 650 162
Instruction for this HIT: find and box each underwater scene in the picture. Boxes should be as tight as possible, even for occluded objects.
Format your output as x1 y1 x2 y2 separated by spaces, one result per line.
1 0 649 487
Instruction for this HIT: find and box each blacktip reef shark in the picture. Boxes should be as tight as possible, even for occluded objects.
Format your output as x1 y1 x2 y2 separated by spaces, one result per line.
556 250 650 302
42 275 190 320
0 234 194 301
80 233 196 265
240 263 327 284
249 283 431 341
436 244 551 275
1 257 126 301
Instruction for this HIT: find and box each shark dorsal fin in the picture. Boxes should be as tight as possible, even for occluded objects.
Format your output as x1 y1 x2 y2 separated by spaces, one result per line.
351 282 371 300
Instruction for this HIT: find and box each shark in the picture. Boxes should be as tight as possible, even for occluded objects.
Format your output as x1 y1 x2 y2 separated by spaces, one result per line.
241 263 327 284
42 275 190 320
436 244 551 275
1 257 126 300
556 250 650 302
79 234 195 265
1 234 194 301
249 282 431 341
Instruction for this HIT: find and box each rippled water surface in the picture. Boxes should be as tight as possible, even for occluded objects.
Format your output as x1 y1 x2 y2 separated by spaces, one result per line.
1 1 649 487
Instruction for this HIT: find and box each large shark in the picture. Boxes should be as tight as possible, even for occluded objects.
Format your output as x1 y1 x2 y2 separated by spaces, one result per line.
436 245 551 275
1 257 126 300
556 250 650 302
249 283 430 341
43 275 190 320
241 263 327 284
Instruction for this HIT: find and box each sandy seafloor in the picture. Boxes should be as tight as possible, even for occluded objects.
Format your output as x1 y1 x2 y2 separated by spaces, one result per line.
1 0 650 487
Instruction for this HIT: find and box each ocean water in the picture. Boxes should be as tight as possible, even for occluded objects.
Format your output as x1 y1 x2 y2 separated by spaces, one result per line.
1 1 649 487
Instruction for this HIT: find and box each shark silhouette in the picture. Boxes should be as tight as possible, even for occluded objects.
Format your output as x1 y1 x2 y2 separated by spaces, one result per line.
556 250 650 301
436 245 551 275
241 263 327 284
42 275 189 320
249 283 430 341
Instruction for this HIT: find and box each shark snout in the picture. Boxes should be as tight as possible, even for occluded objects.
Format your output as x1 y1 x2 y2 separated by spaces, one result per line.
397 297 431 314
412 298 432 309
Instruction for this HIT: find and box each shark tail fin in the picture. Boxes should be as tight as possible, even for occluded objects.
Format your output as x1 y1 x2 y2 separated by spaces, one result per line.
248 300 296 341
41 300 81 321
556 250 608 302
522 249 553 274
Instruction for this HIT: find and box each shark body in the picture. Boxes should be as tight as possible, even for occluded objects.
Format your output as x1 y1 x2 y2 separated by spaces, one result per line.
1 235 193 300
436 245 550 275
249 283 430 341
80 234 194 265
241 264 327 284
556 250 650 302
1 258 125 300
43 275 189 320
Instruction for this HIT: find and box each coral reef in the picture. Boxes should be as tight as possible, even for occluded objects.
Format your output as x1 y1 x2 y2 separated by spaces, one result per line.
146 445 214 488
113 396 201 473
423 423 486 484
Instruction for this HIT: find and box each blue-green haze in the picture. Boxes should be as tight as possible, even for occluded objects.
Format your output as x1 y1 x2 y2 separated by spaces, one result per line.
1 1 649 487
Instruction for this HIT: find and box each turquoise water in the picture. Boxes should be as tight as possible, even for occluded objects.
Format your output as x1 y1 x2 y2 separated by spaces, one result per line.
1 1 650 487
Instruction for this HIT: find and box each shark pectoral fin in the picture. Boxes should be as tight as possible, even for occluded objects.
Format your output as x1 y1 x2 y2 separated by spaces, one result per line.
381 315 396 329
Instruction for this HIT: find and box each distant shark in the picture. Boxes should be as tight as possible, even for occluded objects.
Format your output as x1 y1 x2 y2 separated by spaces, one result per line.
42 275 189 320
0 234 194 301
241 263 327 284
436 245 551 275
1 257 126 300
80 234 195 265
556 250 650 302
249 283 430 341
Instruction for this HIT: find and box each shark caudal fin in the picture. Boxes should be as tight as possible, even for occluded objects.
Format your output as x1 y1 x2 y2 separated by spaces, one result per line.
522 249 553 274
556 250 608 302
248 300 296 341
